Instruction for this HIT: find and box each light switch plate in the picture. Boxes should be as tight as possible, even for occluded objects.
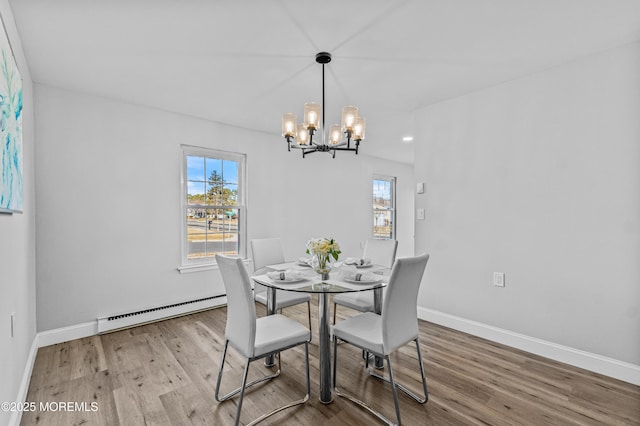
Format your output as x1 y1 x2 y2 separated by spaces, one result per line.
417 208 425 220
416 182 425 194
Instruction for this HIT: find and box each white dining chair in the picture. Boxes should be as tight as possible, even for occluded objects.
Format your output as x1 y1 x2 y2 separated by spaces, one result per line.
332 253 430 426
332 238 398 324
214 254 311 426
251 238 312 338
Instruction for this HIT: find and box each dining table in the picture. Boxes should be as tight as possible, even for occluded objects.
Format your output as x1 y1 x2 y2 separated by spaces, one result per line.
252 260 389 404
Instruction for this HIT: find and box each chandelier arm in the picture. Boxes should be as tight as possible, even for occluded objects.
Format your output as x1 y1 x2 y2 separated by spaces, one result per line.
330 146 359 153
302 148 320 158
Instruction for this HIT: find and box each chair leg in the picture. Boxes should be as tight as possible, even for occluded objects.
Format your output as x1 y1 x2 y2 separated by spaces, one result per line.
304 341 311 396
332 303 345 345
334 338 429 426
366 338 428 404
415 339 429 402
234 358 251 426
385 355 402 425
334 338 395 426
246 344 311 426
214 340 230 402
216 340 310 426
215 340 281 403
332 335 338 387
307 301 313 343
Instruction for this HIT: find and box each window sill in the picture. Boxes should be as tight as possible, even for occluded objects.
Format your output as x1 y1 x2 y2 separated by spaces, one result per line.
177 258 251 274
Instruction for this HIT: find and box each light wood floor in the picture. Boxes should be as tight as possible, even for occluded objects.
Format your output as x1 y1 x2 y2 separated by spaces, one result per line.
22 297 640 425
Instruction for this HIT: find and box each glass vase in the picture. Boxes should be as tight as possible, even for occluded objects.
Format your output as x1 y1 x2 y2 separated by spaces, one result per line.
312 252 333 281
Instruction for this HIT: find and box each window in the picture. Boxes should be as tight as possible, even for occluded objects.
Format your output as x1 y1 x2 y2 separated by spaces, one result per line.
372 176 396 239
182 146 246 266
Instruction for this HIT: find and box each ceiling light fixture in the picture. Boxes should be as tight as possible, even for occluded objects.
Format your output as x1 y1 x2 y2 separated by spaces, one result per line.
281 52 365 158
402 136 414 142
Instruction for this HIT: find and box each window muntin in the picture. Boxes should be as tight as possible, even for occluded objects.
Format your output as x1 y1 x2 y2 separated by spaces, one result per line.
183 147 245 265
373 176 396 240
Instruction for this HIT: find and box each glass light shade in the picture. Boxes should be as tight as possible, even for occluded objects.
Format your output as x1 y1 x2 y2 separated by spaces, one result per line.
282 113 297 137
304 103 321 130
353 116 366 140
328 124 342 145
297 123 310 145
341 106 358 131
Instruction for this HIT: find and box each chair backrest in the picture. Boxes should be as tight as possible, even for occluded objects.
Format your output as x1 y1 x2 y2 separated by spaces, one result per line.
363 238 398 269
250 238 286 275
381 253 430 354
216 254 257 358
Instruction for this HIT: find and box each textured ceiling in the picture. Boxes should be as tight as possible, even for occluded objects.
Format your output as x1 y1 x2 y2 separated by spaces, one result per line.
9 0 640 163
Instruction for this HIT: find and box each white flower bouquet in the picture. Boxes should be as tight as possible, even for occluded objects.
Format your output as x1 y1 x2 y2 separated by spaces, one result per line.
306 237 341 276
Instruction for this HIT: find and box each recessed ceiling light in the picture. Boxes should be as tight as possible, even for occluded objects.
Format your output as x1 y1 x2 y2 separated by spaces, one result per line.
402 136 414 142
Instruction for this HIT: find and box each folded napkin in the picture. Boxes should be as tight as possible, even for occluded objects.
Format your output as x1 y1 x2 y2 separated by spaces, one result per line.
298 257 313 266
340 268 379 282
344 257 372 266
267 269 305 281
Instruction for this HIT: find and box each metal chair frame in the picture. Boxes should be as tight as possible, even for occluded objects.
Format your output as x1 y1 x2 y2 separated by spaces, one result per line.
215 338 310 426
333 336 428 426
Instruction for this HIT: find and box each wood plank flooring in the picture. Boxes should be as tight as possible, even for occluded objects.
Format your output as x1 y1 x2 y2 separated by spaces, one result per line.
22 297 640 425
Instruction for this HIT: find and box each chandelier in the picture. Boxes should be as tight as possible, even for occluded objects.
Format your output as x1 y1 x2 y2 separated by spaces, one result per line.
281 52 366 158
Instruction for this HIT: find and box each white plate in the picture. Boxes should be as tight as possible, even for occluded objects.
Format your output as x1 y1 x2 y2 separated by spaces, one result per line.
270 277 307 283
345 262 373 268
343 277 381 284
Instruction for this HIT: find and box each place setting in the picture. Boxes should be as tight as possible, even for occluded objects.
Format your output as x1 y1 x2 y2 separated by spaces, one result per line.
338 265 383 284
343 257 374 268
265 268 310 284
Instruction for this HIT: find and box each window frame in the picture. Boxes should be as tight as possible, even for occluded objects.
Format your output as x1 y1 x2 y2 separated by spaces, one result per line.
372 174 396 240
180 145 247 269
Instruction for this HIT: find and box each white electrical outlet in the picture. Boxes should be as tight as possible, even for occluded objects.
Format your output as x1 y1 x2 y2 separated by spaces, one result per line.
493 272 505 287
10 312 15 338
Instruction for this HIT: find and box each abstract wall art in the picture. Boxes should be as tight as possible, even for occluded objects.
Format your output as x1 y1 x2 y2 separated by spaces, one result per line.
0 13 22 213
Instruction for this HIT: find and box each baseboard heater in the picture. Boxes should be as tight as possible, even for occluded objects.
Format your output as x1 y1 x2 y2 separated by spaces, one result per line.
97 294 227 334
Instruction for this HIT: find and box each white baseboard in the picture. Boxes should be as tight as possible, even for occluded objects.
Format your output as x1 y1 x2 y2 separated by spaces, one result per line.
418 307 640 386
36 320 98 348
9 338 38 426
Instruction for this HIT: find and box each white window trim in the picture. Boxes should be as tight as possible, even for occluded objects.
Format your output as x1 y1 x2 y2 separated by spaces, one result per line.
372 174 396 240
180 145 247 270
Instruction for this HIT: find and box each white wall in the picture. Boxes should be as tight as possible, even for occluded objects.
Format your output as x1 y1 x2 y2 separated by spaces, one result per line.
0 2 36 425
414 42 640 365
34 85 414 331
